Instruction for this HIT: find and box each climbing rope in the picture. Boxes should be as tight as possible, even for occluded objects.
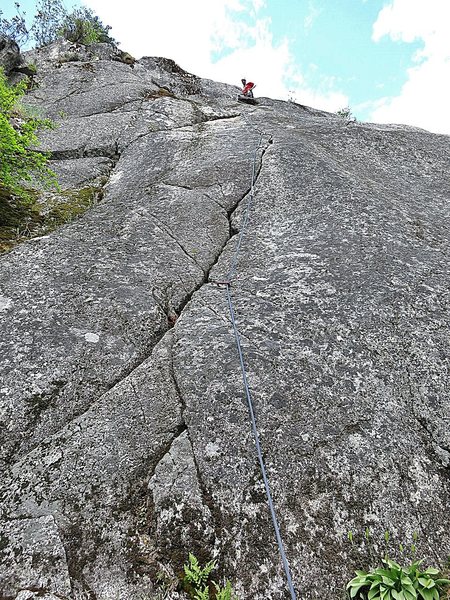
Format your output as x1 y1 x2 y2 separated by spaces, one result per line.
217 107 297 599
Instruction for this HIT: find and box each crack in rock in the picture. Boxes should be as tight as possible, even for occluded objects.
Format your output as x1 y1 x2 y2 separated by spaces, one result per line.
2 41 450 600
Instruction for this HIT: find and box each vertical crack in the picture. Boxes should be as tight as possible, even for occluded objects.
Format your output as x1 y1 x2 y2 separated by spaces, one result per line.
168 334 222 557
227 135 273 228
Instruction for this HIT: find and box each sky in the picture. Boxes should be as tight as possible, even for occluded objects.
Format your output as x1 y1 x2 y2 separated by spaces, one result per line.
2 0 450 134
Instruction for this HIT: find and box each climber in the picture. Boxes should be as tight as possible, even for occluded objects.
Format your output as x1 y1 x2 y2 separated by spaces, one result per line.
241 78 256 98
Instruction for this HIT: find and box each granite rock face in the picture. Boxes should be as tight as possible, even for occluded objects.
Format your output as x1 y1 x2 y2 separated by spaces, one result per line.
0 41 449 600
0 35 25 75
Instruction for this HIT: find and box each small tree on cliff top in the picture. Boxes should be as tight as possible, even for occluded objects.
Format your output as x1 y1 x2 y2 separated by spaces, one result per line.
0 2 28 46
0 1 115 48
59 6 115 45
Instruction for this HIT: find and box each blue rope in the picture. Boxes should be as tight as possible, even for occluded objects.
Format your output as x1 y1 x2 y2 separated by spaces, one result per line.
220 113 297 599
225 284 297 599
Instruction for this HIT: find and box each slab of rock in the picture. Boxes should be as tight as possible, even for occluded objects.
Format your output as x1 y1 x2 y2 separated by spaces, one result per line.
0 515 71 598
149 430 217 567
0 35 24 76
0 116 263 470
1 42 449 600
1 331 183 599
171 107 450 597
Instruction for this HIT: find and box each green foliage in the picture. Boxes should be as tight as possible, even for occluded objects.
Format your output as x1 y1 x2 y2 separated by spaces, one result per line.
346 558 450 600
30 0 66 47
184 553 217 590
59 6 115 45
194 588 210 600
1 1 114 49
346 527 422 565
213 580 235 600
336 106 356 122
0 67 55 203
182 553 238 600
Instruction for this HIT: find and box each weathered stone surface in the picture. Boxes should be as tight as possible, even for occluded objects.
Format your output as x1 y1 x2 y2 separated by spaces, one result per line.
0 112 263 471
0 515 71 597
171 109 450 597
149 430 217 567
0 42 449 600
0 35 24 76
1 331 183 599
50 156 114 188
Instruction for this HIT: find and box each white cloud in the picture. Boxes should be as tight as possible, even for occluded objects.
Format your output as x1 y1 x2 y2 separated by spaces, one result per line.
251 0 266 12
82 0 248 76
81 0 347 113
372 0 449 52
370 0 450 134
304 1 322 33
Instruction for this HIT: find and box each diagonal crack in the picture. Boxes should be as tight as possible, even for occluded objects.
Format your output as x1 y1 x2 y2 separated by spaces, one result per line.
8 121 272 477
149 211 207 276
143 128 274 564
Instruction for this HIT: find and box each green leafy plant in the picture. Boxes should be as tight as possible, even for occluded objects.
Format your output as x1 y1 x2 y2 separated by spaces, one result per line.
346 558 450 600
213 580 235 600
183 553 217 591
194 588 210 600
346 527 424 567
336 106 356 122
2 1 114 49
0 66 56 203
59 6 115 45
182 553 237 600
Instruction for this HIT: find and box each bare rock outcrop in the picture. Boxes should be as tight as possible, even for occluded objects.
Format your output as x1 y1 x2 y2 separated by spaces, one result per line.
0 34 26 75
0 41 449 599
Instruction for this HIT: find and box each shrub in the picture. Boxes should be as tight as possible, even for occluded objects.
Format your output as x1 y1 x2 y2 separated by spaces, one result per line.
336 106 356 122
346 558 450 600
59 7 115 45
1 1 114 49
0 66 55 203
30 0 66 47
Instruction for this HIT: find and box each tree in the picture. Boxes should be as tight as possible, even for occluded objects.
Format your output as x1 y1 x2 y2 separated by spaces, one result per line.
30 0 66 47
1 1 115 49
60 7 115 45
0 3 29 46
0 67 55 204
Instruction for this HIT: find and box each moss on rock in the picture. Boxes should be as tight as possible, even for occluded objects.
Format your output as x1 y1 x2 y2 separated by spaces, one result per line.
0 182 105 254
